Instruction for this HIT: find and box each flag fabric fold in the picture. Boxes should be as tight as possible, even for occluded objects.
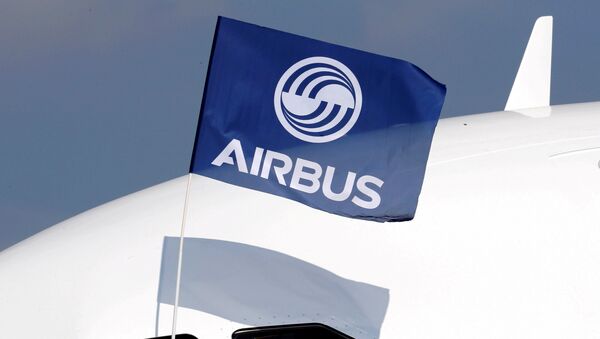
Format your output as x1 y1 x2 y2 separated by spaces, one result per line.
190 17 446 222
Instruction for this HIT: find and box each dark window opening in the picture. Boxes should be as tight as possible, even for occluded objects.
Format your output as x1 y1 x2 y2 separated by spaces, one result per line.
232 323 354 339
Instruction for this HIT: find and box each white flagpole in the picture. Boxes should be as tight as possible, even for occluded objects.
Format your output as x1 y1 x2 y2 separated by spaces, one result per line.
171 173 193 339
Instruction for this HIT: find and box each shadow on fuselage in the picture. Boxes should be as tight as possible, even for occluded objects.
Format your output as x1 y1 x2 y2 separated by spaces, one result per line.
157 237 389 338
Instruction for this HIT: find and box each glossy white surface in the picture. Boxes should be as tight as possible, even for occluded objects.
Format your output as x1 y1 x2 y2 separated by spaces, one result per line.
505 16 553 111
1 102 600 338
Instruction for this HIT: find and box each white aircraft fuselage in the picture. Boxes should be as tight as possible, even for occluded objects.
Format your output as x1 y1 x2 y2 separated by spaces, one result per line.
1 101 599 338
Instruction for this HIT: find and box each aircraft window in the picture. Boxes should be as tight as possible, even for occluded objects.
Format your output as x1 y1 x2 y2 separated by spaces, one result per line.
232 323 353 339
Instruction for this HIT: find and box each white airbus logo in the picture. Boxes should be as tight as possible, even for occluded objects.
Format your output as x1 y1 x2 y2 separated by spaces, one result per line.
211 138 384 209
210 58 382 210
273 57 362 143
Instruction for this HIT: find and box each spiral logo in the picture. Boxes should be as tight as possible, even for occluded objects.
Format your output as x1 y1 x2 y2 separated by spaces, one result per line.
274 57 362 143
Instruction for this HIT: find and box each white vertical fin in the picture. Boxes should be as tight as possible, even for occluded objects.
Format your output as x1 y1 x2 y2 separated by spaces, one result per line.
505 16 553 111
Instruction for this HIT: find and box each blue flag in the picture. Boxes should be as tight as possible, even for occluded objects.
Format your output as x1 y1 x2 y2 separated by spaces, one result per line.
190 17 446 222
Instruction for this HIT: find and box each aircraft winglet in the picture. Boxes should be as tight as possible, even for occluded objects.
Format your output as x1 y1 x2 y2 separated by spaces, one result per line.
505 16 553 111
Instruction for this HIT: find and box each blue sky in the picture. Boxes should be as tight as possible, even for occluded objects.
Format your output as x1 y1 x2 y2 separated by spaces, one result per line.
1 0 599 251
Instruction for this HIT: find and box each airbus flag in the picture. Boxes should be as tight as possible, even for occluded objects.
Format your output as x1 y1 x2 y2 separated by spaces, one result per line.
190 17 446 222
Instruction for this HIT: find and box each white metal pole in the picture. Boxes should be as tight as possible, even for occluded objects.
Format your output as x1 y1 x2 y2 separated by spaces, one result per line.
171 173 193 339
